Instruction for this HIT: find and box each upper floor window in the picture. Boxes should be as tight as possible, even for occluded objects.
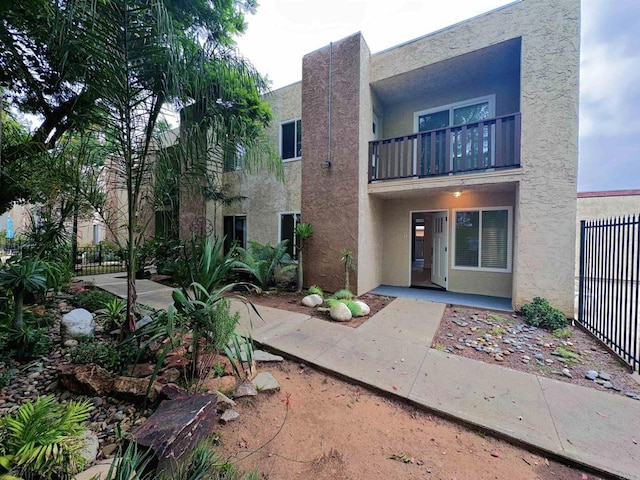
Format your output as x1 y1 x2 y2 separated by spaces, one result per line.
223 143 245 172
280 119 301 160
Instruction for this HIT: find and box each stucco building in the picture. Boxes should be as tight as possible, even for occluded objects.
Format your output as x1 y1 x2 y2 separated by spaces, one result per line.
219 0 580 315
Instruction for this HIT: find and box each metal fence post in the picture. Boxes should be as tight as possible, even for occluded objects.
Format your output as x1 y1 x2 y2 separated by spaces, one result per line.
578 220 586 325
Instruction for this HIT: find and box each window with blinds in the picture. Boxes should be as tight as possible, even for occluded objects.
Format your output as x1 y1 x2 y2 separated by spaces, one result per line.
454 208 510 271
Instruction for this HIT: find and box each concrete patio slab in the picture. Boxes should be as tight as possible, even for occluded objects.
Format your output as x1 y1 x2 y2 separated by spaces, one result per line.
539 377 640 480
231 302 310 342
357 297 444 346
314 330 429 397
410 350 562 453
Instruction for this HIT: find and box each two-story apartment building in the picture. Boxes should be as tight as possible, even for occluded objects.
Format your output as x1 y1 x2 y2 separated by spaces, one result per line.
218 0 580 315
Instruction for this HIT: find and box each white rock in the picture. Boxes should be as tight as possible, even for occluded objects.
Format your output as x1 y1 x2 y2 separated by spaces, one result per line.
252 372 281 393
302 294 323 307
61 309 95 340
330 303 352 322
77 430 99 467
354 300 370 316
63 339 79 348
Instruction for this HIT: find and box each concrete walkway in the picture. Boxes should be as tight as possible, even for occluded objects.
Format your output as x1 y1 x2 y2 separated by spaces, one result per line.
89 274 640 480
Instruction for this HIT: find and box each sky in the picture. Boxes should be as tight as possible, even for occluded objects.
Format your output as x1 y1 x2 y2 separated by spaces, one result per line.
234 0 640 193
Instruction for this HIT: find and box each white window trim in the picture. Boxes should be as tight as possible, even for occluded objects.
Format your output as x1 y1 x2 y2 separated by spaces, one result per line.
279 118 302 162
451 206 512 273
413 94 496 132
278 211 300 262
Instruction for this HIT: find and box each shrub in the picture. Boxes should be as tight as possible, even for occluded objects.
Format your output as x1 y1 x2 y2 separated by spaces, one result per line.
332 289 354 300
520 297 568 331
71 289 117 312
307 285 323 297
0 395 92 480
69 339 139 374
236 240 295 290
96 297 126 330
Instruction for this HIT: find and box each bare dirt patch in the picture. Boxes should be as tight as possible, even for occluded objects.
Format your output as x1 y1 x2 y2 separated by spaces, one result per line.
247 292 394 328
433 306 640 398
215 360 604 480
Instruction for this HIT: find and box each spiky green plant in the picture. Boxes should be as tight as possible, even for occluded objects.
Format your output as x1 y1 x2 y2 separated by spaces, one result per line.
236 240 295 290
332 289 354 300
0 396 92 480
223 332 255 380
307 285 323 297
339 299 361 317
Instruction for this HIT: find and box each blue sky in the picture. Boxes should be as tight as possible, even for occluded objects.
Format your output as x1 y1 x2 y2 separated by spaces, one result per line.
235 0 640 193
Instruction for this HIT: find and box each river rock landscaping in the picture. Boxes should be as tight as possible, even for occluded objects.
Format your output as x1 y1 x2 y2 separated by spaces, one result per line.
432 306 640 398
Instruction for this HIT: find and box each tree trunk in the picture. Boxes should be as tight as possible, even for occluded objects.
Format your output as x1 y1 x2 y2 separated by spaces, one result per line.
71 208 79 272
296 251 303 293
12 290 24 331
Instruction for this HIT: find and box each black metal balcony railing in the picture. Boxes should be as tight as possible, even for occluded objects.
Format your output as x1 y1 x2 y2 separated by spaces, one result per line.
368 113 521 182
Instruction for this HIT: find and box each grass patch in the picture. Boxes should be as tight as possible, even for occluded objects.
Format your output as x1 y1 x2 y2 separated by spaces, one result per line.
552 327 572 339
554 346 581 363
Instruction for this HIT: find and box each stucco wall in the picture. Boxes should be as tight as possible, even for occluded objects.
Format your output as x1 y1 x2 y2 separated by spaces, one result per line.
367 0 580 314
575 191 640 273
381 189 515 298
301 35 362 292
221 83 302 245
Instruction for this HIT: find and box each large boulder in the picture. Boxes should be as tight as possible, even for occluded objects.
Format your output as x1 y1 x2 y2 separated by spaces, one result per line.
77 430 99 468
61 308 95 340
131 393 218 474
302 294 323 307
112 376 161 403
354 300 371 316
57 364 114 396
330 303 352 322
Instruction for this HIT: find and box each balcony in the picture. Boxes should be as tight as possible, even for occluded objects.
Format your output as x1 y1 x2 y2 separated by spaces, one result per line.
368 113 521 182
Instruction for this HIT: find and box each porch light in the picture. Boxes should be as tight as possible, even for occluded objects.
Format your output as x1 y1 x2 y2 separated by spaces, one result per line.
452 191 462 198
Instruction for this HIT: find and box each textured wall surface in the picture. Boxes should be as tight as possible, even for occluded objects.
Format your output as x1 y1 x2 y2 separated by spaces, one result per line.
380 189 516 298
367 0 580 314
221 83 302 245
301 35 362 292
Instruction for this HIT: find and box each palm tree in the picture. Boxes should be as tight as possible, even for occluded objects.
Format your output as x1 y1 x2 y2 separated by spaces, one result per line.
294 223 314 292
0 257 47 331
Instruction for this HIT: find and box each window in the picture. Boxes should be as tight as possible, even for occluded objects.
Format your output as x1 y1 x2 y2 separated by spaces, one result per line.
223 215 246 253
280 119 301 160
414 95 496 173
223 143 245 172
453 208 511 271
279 212 300 260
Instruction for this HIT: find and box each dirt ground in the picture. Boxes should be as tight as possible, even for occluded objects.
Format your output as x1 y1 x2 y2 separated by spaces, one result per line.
216 360 604 480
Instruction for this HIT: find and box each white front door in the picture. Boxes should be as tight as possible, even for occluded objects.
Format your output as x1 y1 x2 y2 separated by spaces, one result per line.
431 211 448 288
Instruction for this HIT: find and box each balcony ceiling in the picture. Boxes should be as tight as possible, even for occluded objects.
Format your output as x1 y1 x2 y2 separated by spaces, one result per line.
371 38 521 108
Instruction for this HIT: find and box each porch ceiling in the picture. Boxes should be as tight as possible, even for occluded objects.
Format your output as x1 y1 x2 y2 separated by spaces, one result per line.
368 178 519 200
370 38 521 108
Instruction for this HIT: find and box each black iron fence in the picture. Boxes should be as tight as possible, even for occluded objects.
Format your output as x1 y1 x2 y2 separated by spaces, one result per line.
74 245 127 276
1 242 127 276
578 215 640 372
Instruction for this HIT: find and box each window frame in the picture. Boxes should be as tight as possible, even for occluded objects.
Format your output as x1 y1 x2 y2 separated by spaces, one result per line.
451 206 512 273
413 95 496 132
278 211 300 261
279 118 302 161
223 214 247 253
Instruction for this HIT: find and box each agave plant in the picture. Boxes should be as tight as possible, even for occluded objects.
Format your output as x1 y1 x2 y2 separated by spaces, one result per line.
0 395 92 480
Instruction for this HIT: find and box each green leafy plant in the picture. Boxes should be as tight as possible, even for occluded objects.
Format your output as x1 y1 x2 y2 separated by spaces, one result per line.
332 289 354 300
0 256 47 330
554 346 581 363
6 324 52 360
223 332 255 380
69 339 140 374
340 248 356 291
0 395 92 480
307 285 323 297
552 327 572 339
324 298 361 317
71 288 117 313
520 297 568 331
294 223 314 292
96 297 127 330
236 240 295 290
